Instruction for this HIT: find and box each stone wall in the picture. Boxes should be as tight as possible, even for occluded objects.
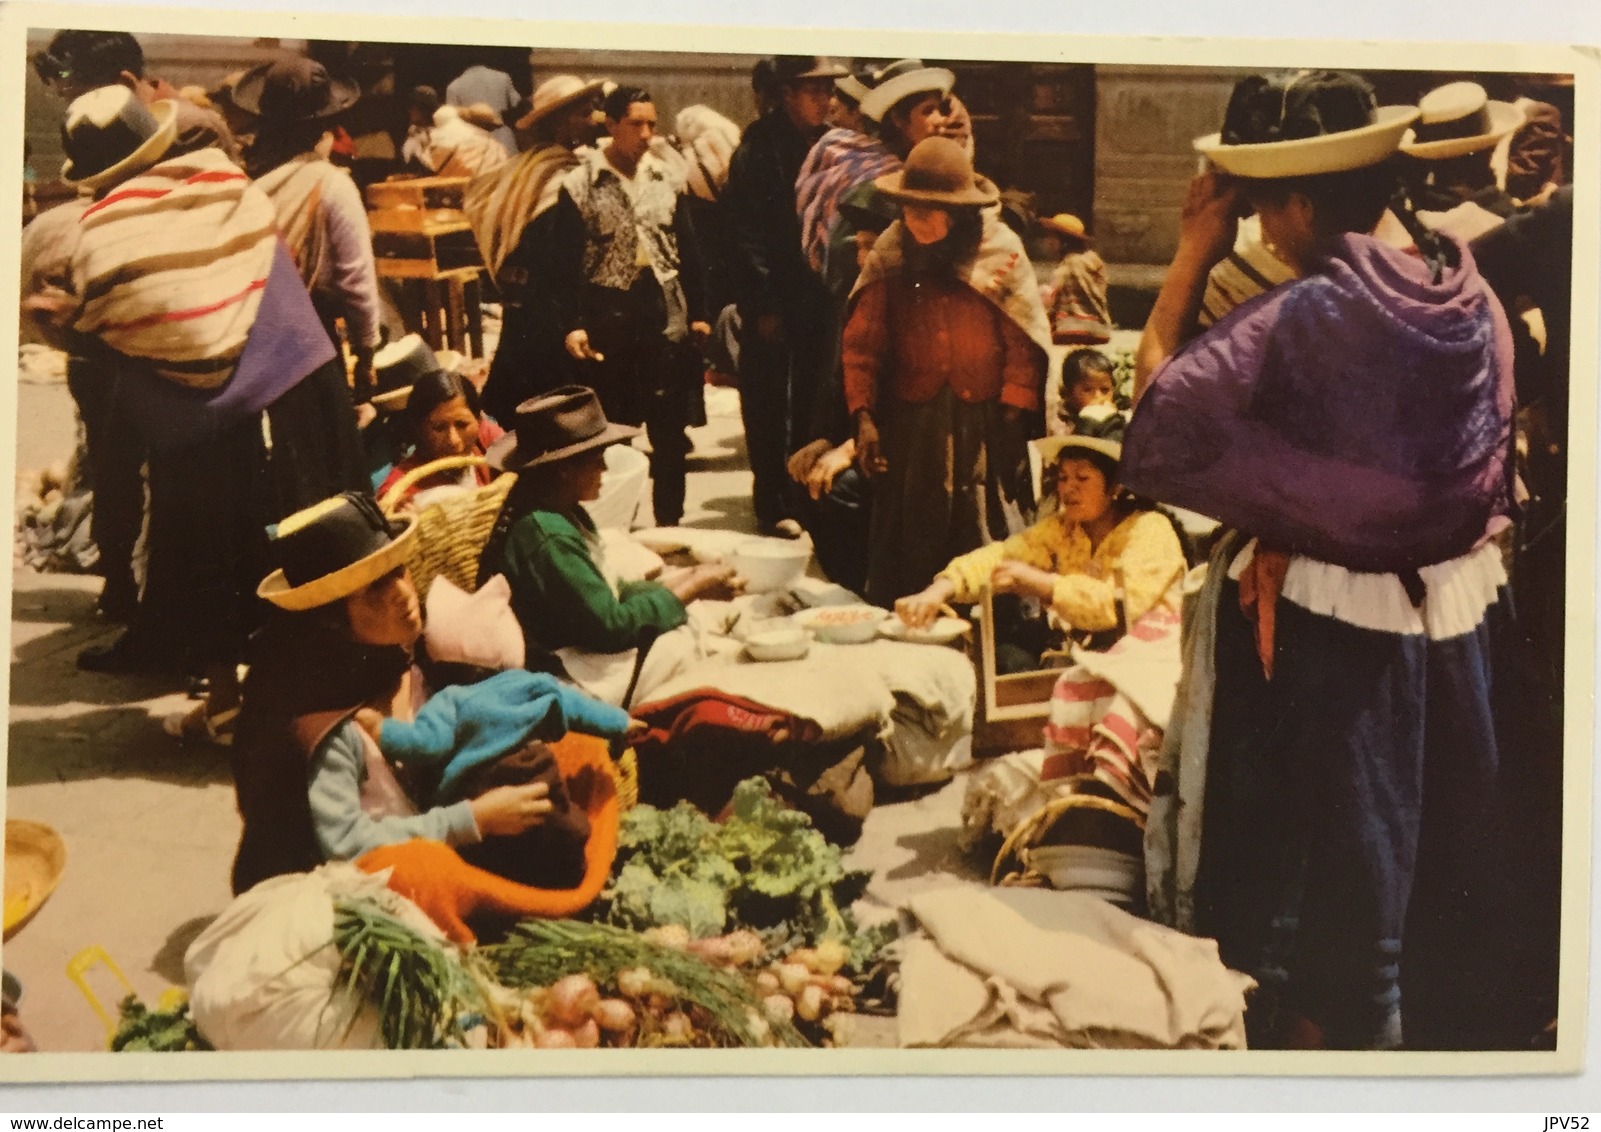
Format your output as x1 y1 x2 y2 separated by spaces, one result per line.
1091 63 1254 266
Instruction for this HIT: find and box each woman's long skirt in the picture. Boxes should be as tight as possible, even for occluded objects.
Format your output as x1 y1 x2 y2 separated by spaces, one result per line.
1193 540 1516 1050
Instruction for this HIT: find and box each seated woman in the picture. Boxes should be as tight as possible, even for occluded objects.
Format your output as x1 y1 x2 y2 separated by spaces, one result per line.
896 436 1185 672
480 386 739 706
376 367 505 511
228 491 630 897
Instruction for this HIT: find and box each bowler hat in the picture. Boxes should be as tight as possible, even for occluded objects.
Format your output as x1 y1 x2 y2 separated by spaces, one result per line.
60 86 177 189
860 59 955 123
1194 70 1418 178
257 493 417 612
874 136 998 208
231 54 360 121
485 386 641 472
769 56 850 86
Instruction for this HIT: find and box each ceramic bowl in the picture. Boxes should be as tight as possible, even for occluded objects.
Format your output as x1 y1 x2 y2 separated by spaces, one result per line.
793 603 888 645
728 538 812 594
744 625 811 662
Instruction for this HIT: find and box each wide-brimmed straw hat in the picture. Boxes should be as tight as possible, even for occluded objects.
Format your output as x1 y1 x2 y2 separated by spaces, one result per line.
231 55 360 120
1036 434 1123 470
1399 82 1524 161
874 136 998 208
257 493 417 612
770 56 850 86
1194 70 1418 179
60 86 177 189
860 59 955 123
1040 212 1088 239
485 385 641 473
517 74 605 131
4 820 66 942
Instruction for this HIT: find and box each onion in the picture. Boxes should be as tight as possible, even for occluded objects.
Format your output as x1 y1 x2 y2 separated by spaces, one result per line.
535 1028 577 1049
686 935 735 966
643 924 691 950
762 994 795 1024
592 998 637 1033
572 1018 601 1048
754 971 781 994
776 963 810 996
546 974 601 1028
615 966 653 998
790 947 820 973
813 939 849 977
661 1011 695 1044
796 984 826 1023
724 930 766 967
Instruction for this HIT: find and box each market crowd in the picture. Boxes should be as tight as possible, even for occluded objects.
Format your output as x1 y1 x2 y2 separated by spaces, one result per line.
12 30 1575 1053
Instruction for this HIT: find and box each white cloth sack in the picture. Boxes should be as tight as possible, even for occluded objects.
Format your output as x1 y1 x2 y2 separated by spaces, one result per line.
898 885 1256 1049
184 863 445 1051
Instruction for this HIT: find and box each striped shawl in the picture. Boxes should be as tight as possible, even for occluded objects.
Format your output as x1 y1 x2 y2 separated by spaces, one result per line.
253 153 332 289
71 148 278 390
795 128 900 275
463 143 579 285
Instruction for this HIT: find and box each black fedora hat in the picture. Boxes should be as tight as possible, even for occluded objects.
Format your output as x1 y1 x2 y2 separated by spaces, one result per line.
485 386 641 473
257 493 416 611
231 54 360 121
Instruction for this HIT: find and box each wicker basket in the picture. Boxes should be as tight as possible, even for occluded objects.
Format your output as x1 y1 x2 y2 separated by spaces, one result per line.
378 455 516 596
991 786 1143 887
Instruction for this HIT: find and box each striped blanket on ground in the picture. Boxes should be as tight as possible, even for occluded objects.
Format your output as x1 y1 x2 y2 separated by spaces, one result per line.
1040 603 1184 821
462 143 578 285
70 148 278 390
794 128 900 274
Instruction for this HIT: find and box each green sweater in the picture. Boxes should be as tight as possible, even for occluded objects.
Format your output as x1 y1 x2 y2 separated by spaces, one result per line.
501 506 686 655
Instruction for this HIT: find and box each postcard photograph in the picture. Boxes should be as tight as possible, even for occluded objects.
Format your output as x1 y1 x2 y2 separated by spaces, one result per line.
0 3 1594 1080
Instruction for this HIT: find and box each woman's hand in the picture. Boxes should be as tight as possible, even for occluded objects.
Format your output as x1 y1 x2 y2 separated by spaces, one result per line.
786 438 831 485
565 328 605 363
664 562 742 603
1177 170 1246 268
805 441 855 500
896 577 957 630
354 402 378 431
854 411 887 478
471 781 554 837
990 560 1058 602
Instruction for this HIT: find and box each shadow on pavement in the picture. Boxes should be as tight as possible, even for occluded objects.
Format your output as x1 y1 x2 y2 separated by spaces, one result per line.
151 914 218 986
6 706 231 788
9 620 185 708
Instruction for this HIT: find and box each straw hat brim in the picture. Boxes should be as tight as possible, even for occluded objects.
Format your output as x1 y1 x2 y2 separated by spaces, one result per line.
873 168 999 208
370 385 413 413
1399 101 1524 160
860 67 956 123
1041 214 1087 239
257 518 418 611
4 820 66 942
61 99 178 190
485 421 641 473
519 78 606 129
1194 105 1419 178
230 69 361 120
1035 434 1123 469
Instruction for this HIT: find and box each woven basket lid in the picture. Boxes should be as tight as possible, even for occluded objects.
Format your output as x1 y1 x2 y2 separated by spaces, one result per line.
4 820 66 941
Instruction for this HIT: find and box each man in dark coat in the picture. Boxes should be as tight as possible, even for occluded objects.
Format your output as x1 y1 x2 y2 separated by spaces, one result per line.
721 56 847 535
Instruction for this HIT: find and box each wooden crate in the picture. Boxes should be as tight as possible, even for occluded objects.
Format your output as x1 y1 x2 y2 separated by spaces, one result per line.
365 175 469 211
970 586 1064 759
372 220 482 278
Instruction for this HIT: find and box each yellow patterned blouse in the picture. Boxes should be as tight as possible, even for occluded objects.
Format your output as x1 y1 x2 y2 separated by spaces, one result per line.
937 508 1186 632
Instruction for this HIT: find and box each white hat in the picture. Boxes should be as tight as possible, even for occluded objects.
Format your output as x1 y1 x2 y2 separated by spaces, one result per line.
1195 106 1418 178
860 59 955 123
1399 82 1524 161
60 87 178 190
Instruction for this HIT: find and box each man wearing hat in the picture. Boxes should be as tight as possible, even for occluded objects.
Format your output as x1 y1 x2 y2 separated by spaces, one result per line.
234 54 382 405
1400 81 1524 242
1126 70 1522 1050
540 85 711 528
45 83 366 735
25 32 244 625
446 59 523 155
721 56 849 536
473 74 608 427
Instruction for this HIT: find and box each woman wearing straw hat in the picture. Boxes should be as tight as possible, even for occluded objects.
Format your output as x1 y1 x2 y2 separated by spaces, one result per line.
842 136 1051 609
235 54 383 405
1125 71 1519 1049
230 492 630 895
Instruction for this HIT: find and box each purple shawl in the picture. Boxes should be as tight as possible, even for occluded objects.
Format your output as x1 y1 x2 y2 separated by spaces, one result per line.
115 241 338 453
795 128 900 274
1122 233 1515 573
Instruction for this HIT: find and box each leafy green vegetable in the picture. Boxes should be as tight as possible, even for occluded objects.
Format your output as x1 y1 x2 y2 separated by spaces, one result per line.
594 777 892 971
333 900 489 1050
111 995 210 1052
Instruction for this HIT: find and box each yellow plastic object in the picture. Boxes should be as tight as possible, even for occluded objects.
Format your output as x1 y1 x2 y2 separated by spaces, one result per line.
66 946 136 1040
3 820 66 941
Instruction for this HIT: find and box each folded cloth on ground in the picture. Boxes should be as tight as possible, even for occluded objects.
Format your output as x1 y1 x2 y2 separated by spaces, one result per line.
554 621 706 708
185 862 442 1050
959 748 1051 852
357 733 623 945
897 885 1255 1049
850 641 976 786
